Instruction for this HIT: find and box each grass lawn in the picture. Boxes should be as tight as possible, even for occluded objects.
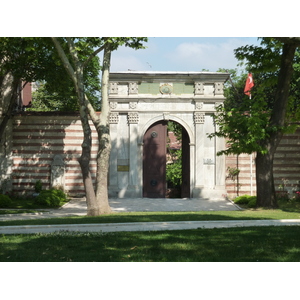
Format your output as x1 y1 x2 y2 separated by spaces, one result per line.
1 207 300 227
1 226 300 262
1 199 300 262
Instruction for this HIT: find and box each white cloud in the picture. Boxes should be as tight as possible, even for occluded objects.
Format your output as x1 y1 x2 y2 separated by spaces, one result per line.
167 38 251 71
108 38 259 72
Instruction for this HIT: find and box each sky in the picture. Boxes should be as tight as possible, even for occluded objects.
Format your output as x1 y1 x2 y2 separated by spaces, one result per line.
110 37 260 73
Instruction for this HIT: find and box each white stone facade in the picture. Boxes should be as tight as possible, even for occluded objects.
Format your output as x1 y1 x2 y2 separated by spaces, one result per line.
108 71 229 199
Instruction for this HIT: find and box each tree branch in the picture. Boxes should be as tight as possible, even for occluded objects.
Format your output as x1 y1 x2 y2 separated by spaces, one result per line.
274 37 300 45
82 44 105 69
51 37 78 86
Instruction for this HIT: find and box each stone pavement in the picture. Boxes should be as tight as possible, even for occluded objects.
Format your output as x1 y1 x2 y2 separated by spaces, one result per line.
0 197 240 221
1 197 300 234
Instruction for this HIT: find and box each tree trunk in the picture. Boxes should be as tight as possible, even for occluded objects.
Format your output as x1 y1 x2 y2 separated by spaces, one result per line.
93 45 112 215
255 41 297 208
255 145 278 208
0 72 20 143
51 38 99 215
76 81 98 216
51 38 114 215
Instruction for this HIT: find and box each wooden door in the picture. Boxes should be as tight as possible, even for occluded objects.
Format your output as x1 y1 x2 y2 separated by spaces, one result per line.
143 121 167 198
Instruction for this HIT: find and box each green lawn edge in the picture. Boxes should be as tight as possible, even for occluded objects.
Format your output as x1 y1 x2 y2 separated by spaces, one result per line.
1 209 300 226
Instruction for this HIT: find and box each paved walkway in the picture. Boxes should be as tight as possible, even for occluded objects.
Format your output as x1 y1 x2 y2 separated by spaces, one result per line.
0 197 240 221
1 198 300 234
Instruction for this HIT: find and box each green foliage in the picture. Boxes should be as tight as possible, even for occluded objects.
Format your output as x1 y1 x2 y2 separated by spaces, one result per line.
34 180 43 193
210 100 271 155
166 149 182 188
233 195 256 204
34 189 67 207
0 194 13 208
210 38 300 157
247 197 257 208
226 167 240 181
166 122 183 188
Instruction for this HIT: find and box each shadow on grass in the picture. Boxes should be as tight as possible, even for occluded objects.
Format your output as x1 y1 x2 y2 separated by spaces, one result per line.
1 225 300 262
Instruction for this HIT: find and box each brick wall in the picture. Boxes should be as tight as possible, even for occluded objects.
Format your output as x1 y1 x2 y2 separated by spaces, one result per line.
10 112 98 196
225 127 300 199
3 113 300 198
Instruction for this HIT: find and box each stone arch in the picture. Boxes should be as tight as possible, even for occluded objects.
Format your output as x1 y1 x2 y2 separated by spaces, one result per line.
141 114 193 198
139 114 194 145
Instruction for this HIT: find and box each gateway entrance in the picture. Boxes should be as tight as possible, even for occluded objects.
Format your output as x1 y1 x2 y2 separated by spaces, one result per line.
108 71 229 199
142 121 190 198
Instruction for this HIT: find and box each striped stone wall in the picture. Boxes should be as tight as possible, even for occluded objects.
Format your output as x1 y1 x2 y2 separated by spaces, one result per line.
273 128 300 194
9 112 98 196
225 153 256 198
225 127 300 198
1 112 299 199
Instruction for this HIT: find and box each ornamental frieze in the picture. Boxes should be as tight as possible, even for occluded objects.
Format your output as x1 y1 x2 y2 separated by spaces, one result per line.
109 82 118 94
214 82 224 95
129 102 137 109
194 112 205 124
129 82 138 94
194 82 204 95
195 102 203 110
128 112 139 124
109 112 119 124
110 102 117 109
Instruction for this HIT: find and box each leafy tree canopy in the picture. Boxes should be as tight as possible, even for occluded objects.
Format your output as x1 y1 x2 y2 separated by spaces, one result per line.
210 38 300 156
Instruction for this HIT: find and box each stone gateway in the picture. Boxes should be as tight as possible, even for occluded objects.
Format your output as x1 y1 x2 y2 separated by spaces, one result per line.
108 71 229 199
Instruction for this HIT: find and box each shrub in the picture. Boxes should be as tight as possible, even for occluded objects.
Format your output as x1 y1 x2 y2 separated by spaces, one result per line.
34 180 43 193
0 194 13 208
294 191 300 202
276 191 289 202
247 197 257 208
34 189 67 207
233 195 256 205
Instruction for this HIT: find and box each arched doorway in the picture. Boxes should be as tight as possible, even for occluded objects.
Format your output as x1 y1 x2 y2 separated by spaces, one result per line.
142 121 190 198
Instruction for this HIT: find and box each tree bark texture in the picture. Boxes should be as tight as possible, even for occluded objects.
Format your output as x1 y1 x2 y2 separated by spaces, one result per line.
93 45 112 215
51 38 113 215
0 72 20 143
255 147 278 208
256 42 297 208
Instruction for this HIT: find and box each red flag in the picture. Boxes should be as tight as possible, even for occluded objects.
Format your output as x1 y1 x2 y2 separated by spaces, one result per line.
244 73 254 97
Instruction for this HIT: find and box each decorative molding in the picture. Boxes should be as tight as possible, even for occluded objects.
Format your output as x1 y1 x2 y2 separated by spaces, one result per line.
109 112 119 124
128 82 138 94
214 82 224 95
194 112 205 124
110 102 117 109
159 83 173 94
163 112 170 120
128 112 139 124
194 82 204 95
129 102 137 109
109 82 118 94
195 102 203 110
